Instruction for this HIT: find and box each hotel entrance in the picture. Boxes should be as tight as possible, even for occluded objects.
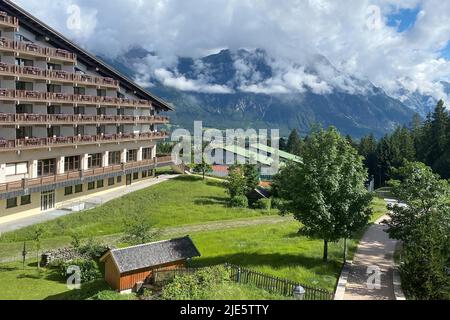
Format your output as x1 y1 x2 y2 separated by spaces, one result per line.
41 190 55 211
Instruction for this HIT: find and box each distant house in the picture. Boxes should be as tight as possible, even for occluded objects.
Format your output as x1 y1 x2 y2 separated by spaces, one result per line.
100 236 201 293
247 186 272 203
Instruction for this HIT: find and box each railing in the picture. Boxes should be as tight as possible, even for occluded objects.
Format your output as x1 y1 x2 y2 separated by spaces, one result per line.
0 131 169 152
0 37 77 62
0 63 119 89
0 89 152 108
0 113 169 125
152 264 334 300
0 156 174 194
0 12 19 29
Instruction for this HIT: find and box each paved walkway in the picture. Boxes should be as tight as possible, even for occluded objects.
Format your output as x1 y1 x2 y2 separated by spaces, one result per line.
0 174 180 234
343 201 398 300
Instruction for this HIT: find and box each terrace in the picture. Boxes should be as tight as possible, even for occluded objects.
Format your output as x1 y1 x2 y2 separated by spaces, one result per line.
0 11 18 30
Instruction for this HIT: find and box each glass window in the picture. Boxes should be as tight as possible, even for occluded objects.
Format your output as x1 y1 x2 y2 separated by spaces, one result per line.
88 182 95 190
74 106 85 115
97 89 106 97
127 149 138 162
109 151 121 166
21 195 31 206
5 162 28 176
142 171 148 178
74 87 86 95
6 198 17 209
75 184 83 193
16 104 33 114
47 84 62 93
15 58 34 67
16 127 32 139
117 176 122 184
108 178 115 186
88 153 102 169
37 159 56 177
65 156 80 172
16 81 33 91
47 63 62 71
97 180 104 189
133 172 139 180
64 186 73 196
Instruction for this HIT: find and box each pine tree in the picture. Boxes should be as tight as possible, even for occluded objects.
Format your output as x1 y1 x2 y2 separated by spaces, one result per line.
286 129 303 155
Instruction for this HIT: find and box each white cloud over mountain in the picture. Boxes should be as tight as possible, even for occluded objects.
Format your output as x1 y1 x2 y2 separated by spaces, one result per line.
13 0 450 102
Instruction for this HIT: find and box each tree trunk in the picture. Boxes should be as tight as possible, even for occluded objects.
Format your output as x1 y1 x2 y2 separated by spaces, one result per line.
323 240 329 263
343 238 348 263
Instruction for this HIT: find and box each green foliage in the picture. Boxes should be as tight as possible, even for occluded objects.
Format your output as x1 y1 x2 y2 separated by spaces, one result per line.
59 259 101 283
274 127 373 262
286 129 303 155
225 168 247 198
243 164 260 192
161 266 230 300
253 198 271 211
229 196 249 208
386 162 450 300
192 156 213 180
76 238 110 260
121 214 160 246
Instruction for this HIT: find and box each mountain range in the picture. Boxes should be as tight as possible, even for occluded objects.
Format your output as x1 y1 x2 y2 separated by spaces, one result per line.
103 48 448 138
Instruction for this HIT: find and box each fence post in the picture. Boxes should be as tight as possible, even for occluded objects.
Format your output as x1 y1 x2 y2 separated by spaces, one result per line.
237 267 241 284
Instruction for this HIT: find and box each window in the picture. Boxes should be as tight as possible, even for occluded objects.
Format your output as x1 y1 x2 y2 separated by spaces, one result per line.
47 63 62 71
117 108 125 116
142 171 148 179
47 126 60 138
97 180 104 189
6 198 17 209
20 195 31 206
116 125 124 134
109 151 121 165
75 125 85 136
108 178 115 186
97 125 106 136
88 153 102 169
74 106 85 115
75 184 83 193
37 159 56 177
5 162 28 176
117 176 122 184
47 84 62 93
47 105 61 115
97 107 106 116
16 127 32 139
74 87 86 95
88 182 95 190
133 172 139 180
64 186 73 196
142 147 153 160
97 89 106 97
16 104 33 114
117 92 125 99
127 149 138 162
65 156 80 172
16 81 33 91
15 58 34 67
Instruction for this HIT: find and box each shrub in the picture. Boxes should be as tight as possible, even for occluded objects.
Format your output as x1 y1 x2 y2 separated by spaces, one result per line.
253 198 271 210
76 238 110 260
229 195 249 208
161 266 230 300
59 259 101 283
271 197 285 210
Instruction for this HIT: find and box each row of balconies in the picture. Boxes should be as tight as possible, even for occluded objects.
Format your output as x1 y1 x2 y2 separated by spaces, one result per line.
0 37 77 63
0 12 19 30
0 113 169 125
0 89 152 108
0 131 169 152
0 63 119 89
0 156 173 194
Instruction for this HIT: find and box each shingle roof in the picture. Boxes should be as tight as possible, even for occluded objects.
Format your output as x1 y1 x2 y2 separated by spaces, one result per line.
106 237 201 274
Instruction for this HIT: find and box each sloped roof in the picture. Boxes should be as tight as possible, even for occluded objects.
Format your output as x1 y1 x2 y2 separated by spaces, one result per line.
102 237 201 274
0 0 173 111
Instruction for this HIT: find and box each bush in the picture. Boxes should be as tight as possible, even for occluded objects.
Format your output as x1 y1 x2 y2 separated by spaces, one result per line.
271 197 285 210
253 198 271 210
59 259 101 283
229 196 249 208
76 238 110 260
161 266 230 300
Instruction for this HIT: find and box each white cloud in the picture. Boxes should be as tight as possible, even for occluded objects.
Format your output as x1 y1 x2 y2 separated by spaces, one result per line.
11 0 450 102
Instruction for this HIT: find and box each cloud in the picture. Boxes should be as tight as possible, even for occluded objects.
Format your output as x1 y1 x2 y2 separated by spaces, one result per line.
12 0 450 102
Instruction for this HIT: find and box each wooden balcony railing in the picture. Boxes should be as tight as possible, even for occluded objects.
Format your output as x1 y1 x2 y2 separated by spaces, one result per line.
0 156 174 194
0 63 119 89
0 89 152 108
0 12 19 29
0 113 169 125
0 37 77 63
0 132 168 152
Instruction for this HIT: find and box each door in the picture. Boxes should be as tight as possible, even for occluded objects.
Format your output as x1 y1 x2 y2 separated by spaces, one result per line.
41 190 56 211
126 174 132 186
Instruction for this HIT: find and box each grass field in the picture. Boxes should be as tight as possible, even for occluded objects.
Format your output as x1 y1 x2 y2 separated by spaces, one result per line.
0 175 388 300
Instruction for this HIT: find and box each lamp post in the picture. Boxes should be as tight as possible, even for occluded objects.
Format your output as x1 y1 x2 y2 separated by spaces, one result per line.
293 285 306 300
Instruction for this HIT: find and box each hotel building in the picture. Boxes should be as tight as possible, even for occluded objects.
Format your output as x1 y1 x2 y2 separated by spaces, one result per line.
0 1 174 220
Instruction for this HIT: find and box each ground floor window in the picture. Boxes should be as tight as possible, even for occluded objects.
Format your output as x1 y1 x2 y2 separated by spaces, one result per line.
88 182 95 190
6 197 17 209
133 172 139 180
75 184 83 193
117 176 122 184
97 179 104 189
64 186 73 196
40 190 55 211
142 171 148 178
108 178 115 186
20 195 31 206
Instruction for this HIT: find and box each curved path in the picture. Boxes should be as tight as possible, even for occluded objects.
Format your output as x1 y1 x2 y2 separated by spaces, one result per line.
343 211 398 300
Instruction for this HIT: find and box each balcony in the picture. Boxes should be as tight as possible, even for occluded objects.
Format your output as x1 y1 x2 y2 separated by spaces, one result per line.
0 113 169 125
0 89 152 108
0 156 174 194
0 12 19 30
0 37 77 63
0 63 119 89
0 131 169 152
